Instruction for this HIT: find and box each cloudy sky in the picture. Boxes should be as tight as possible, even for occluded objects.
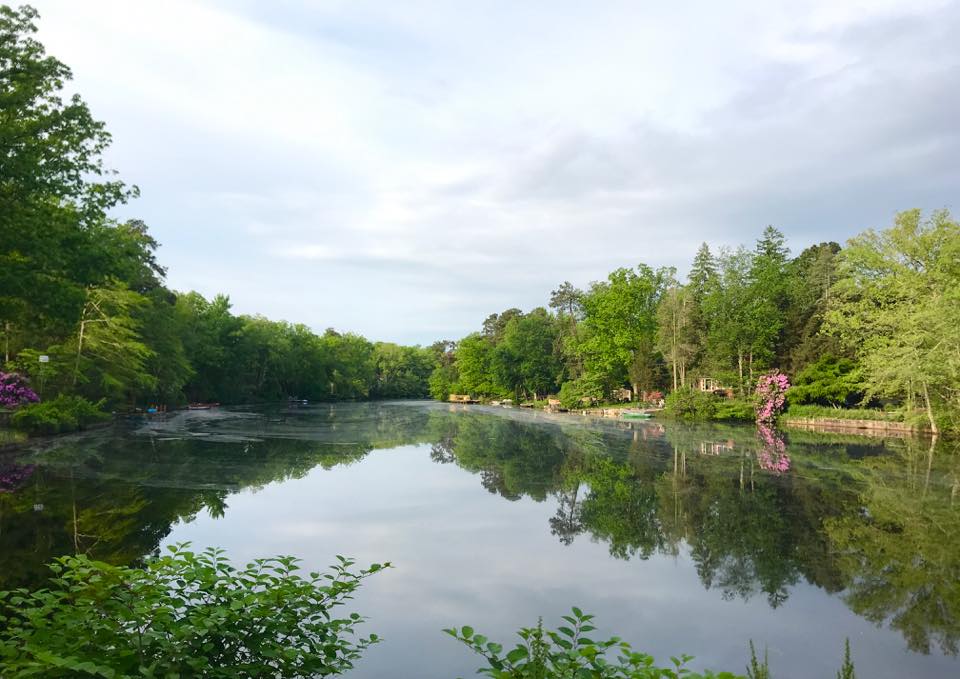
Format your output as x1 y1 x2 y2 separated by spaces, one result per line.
30 0 960 345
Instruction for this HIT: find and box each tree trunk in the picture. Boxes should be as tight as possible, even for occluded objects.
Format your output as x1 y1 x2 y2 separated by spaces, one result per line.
921 380 940 436
73 316 87 387
737 351 744 392
3 321 9 363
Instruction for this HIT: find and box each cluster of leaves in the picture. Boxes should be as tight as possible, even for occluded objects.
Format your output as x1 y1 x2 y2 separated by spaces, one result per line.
0 544 388 678
663 388 718 421
0 372 38 410
786 356 861 408
661 389 754 423
446 608 742 678
824 208 960 434
10 394 108 434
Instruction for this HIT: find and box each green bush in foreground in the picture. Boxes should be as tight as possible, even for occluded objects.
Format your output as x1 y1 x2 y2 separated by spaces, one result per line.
447 608 743 678
0 545 388 678
10 395 109 435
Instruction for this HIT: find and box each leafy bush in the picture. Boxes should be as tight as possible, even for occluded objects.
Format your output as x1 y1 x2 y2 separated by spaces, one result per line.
557 375 606 409
0 544 388 678
663 387 717 421
787 356 861 407
10 395 108 435
447 608 742 678
713 399 755 422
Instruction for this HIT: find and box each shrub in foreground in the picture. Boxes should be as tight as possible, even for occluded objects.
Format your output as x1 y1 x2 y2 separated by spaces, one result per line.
0 544 388 678
10 395 109 434
447 607 743 678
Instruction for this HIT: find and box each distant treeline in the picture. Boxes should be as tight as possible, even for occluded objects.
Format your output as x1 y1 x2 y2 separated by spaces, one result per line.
429 210 960 434
2 6 958 430
0 6 435 408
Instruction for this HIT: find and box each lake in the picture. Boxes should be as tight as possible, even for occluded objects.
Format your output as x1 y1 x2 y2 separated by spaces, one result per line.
1 401 958 678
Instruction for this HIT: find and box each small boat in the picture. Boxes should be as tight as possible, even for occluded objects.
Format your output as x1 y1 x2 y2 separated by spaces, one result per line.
621 410 652 420
188 402 220 410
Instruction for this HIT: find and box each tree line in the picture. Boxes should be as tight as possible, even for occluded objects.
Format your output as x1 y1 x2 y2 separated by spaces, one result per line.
0 6 437 410
3 5 958 431
429 211 960 433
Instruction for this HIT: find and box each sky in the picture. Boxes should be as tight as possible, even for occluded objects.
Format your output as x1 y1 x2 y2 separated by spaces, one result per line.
29 0 960 345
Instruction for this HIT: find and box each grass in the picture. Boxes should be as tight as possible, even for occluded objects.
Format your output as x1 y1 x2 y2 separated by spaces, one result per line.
785 404 905 422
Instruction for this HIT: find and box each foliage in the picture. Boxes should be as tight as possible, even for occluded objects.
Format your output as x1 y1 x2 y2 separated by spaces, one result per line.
0 372 38 409
712 399 755 422
745 641 770 679
10 395 107 434
0 544 388 678
787 355 860 407
825 209 960 434
492 308 562 400
656 282 696 390
663 387 716 421
575 266 670 392
836 639 856 679
371 342 436 398
754 371 789 425
446 608 743 678
557 373 606 409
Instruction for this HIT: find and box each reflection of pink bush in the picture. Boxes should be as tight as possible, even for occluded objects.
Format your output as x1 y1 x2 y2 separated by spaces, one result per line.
0 463 35 493
756 424 790 473
755 371 790 425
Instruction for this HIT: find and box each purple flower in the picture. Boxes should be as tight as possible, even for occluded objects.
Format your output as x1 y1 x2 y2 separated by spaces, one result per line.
0 372 39 409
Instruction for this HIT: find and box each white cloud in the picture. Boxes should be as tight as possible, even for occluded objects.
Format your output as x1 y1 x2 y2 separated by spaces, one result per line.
28 0 960 344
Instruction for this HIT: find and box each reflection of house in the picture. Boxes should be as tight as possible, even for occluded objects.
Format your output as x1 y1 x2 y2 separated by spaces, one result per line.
700 439 735 456
697 378 734 398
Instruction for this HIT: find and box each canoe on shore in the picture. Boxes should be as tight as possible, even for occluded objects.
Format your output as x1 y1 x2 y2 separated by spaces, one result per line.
188 402 220 410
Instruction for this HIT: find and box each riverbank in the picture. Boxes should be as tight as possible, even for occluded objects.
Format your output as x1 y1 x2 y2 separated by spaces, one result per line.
782 416 926 437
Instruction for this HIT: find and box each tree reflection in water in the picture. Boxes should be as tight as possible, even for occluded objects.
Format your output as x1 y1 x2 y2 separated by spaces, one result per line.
0 404 957 657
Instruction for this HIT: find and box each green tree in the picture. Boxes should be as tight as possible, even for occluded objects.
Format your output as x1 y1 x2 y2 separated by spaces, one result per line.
575 265 669 395
66 282 155 403
491 309 561 400
825 209 960 434
781 242 842 371
0 5 134 360
656 279 696 390
453 333 499 397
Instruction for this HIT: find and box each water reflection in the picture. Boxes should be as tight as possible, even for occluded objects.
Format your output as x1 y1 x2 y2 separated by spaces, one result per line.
0 402 958 664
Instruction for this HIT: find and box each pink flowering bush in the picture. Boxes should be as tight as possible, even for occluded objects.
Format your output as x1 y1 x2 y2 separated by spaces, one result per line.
754 370 790 425
756 424 790 473
0 372 39 410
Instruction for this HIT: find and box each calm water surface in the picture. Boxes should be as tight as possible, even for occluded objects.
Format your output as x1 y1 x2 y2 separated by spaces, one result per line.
1 402 958 678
